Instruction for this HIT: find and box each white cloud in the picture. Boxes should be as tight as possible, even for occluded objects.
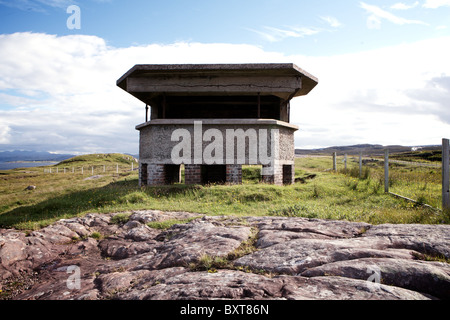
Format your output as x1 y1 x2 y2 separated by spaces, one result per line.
360 2 428 29
0 0 74 12
319 16 343 28
0 122 11 144
290 37 450 147
423 0 450 8
390 1 420 10
249 26 321 42
0 32 449 152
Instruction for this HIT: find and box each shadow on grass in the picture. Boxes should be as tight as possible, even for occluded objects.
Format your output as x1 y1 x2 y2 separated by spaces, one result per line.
0 178 202 230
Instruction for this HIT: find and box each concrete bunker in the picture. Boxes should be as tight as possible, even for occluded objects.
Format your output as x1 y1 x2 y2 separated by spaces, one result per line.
117 63 318 186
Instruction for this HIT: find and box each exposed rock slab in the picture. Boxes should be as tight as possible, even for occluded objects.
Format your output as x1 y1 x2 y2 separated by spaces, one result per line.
0 212 449 300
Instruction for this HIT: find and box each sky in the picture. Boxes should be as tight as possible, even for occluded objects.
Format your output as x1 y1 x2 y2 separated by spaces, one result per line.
0 0 449 154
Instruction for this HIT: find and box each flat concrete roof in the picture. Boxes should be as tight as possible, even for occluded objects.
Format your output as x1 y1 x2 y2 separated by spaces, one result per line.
117 63 318 102
135 118 300 131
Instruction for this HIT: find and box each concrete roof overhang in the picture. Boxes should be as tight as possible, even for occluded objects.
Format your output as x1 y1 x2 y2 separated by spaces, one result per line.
117 63 318 104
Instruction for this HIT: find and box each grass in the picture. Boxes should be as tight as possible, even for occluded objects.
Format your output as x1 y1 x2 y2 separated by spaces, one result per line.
146 217 200 230
0 153 449 231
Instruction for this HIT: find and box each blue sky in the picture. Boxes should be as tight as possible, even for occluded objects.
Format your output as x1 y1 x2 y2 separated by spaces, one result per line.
0 0 450 153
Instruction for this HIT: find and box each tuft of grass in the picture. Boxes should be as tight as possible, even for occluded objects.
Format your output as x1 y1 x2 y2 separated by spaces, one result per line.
189 228 259 272
146 217 199 230
89 231 103 239
189 254 231 272
110 213 131 225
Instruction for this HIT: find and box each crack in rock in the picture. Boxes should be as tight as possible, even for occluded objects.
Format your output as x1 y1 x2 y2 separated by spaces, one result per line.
0 212 449 300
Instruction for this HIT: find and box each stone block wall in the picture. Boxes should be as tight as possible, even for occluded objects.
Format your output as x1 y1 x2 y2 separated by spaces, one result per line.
226 165 242 185
137 119 298 186
185 165 202 185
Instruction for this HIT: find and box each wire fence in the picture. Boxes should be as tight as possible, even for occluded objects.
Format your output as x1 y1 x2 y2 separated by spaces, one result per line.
328 139 448 212
43 163 138 175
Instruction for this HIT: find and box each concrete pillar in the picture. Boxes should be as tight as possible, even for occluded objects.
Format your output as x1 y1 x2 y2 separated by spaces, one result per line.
226 165 242 185
185 164 202 185
147 164 166 185
262 163 283 186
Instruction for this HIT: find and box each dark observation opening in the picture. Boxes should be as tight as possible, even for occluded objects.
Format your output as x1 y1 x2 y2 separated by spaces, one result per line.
157 95 282 120
140 164 148 186
165 164 181 184
201 165 227 184
283 165 293 185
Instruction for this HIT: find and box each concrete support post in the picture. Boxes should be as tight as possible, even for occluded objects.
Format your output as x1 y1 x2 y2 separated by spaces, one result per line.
262 164 283 185
359 152 363 179
384 149 389 193
442 139 450 211
333 152 337 172
226 165 242 185
185 164 202 185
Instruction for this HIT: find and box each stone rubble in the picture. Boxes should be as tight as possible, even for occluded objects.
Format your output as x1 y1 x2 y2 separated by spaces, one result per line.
0 210 449 300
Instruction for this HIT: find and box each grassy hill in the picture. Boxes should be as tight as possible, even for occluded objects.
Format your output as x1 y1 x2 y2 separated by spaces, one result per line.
57 153 137 166
296 144 441 157
1 153 448 230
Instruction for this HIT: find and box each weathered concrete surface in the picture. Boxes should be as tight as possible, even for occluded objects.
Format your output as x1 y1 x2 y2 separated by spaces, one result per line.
0 212 449 300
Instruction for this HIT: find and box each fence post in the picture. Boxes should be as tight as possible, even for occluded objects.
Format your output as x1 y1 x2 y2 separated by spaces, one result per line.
103 165 106 173
384 149 389 193
333 153 337 172
359 152 362 178
442 139 450 211
344 154 347 171
116 164 119 174
82 167 84 175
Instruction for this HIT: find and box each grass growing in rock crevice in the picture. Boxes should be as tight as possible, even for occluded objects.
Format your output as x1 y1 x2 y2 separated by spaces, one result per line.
188 227 260 273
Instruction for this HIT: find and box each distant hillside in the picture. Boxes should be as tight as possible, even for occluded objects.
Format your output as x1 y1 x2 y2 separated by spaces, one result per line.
0 150 74 162
295 144 441 156
58 153 138 166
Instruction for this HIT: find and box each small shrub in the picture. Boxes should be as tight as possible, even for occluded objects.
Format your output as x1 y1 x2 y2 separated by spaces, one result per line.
118 192 147 204
312 183 322 198
242 166 261 183
189 254 230 271
90 231 102 239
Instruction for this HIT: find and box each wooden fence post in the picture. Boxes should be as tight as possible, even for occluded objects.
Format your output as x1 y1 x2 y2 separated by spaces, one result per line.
359 152 362 178
442 138 450 211
333 153 337 172
344 154 348 171
384 149 389 193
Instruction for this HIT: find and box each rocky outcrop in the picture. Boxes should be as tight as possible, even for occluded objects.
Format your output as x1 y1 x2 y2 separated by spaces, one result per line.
0 211 449 300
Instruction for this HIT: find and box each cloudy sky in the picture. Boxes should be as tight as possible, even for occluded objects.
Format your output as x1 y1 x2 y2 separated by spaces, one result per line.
0 0 449 154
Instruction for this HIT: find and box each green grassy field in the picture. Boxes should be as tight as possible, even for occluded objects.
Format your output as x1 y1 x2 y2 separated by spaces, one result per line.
0 153 448 230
